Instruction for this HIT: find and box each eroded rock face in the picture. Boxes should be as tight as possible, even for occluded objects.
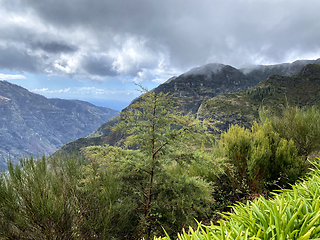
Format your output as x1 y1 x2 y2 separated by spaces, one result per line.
155 64 254 99
158 59 320 96
0 80 118 168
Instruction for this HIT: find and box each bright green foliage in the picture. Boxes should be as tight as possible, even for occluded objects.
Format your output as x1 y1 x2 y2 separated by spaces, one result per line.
83 87 218 239
218 124 252 191
217 120 307 193
114 87 212 155
264 105 320 157
84 145 215 238
155 159 320 240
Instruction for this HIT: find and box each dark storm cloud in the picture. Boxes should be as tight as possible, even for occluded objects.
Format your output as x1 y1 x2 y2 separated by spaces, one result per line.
31 41 78 54
0 45 40 72
1 0 320 81
20 0 156 31
81 54 117 77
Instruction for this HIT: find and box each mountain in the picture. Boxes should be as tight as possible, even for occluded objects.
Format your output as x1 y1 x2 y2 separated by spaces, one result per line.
55 59 320 156
198 63 320 132
0 80 118 168
153 63 258 114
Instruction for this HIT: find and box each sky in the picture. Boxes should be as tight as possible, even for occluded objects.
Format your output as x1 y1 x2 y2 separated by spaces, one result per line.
1 0 320 111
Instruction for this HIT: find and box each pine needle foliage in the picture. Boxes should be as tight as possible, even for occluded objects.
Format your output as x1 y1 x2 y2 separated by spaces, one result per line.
84 87 219 239
0 155 76 239
0 153 137 239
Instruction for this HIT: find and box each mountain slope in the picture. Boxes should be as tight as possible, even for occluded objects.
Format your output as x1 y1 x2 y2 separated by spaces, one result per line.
154 59 320 113
198 64 320 132
55 59 320 156
0 80 118 168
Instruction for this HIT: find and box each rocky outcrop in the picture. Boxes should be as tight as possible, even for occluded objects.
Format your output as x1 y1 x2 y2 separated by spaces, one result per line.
153 59 320 113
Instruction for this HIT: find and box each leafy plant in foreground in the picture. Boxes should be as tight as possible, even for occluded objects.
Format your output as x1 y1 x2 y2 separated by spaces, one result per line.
0 155 76 239
0 154 137 239
155 159 320 240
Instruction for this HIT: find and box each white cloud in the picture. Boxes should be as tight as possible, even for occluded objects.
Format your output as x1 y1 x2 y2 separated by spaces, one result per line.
32 86 139 96
0 73 26 80
109 36 161 76
33 87 70 93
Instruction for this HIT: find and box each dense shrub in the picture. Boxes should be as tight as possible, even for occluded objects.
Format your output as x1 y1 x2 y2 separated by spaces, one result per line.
155 159 320 240
261 105 320 157
0 155 138 239
216 120 307 193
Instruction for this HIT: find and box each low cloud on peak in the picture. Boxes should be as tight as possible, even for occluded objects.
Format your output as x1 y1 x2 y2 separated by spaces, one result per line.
0 0 320 84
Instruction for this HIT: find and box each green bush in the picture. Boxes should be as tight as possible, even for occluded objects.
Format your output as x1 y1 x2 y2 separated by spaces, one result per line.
0 155 76 239
83 87 219 239
0 154 138 239
216 120 307 193
261 105 320 157
155 159 320 240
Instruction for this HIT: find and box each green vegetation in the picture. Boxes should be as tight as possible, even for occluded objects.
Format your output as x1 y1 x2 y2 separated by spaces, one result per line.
83 87 219 239
261 105 320 157
2 86 320 239
0 154 142 239
216 120 307 193
198 64 320 133
155 159 320 240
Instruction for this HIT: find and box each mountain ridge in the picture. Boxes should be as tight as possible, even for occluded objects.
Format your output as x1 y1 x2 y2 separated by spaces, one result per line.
0 80 118 168
198 63 320 132
55 59 320 156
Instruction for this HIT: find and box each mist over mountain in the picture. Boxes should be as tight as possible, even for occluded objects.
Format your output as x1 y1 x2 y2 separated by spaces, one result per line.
56 59 320 156
198 63 320 132
0 81 118 169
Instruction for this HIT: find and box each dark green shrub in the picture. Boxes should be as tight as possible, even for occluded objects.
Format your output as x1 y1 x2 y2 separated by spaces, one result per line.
265 105 320 157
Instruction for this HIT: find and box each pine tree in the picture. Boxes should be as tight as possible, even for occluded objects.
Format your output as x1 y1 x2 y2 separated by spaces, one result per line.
84 86 216 238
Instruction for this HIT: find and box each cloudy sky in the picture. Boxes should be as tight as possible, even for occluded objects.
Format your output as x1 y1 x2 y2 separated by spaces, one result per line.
1 0 320 110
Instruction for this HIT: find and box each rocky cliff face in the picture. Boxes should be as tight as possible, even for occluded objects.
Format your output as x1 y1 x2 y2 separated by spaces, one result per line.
0 80 118 168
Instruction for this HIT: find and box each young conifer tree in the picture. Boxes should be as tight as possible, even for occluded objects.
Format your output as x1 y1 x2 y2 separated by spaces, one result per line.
84 86 215 239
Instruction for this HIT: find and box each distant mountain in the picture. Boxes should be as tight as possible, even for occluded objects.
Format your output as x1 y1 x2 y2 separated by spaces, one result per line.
55 59 320 156
0 80 118 169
